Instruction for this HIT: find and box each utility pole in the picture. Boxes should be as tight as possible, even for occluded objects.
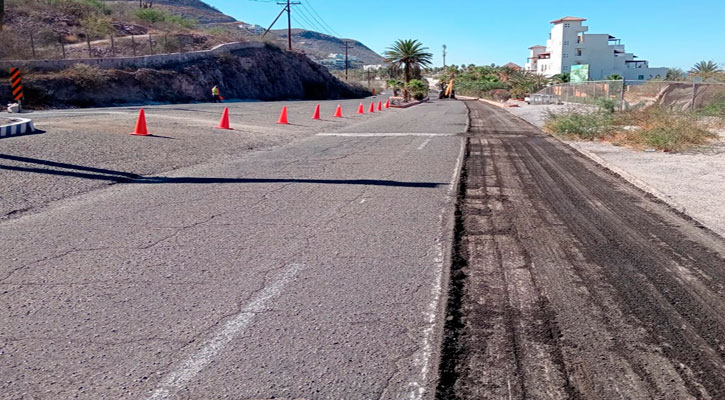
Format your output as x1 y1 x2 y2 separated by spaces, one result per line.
442 44 447 68
344 40 350 81
271 0 300 51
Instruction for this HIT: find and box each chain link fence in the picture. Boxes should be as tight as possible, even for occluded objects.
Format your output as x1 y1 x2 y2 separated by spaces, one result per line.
532 80 725 113
531 80 625 110
0 29 249 61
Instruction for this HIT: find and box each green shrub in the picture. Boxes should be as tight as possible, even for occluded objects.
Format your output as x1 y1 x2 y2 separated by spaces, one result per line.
134 9 167 24
595 97 616 113
134 8 197 29
407 79 428 100
699 95 725 118
544 110 614 140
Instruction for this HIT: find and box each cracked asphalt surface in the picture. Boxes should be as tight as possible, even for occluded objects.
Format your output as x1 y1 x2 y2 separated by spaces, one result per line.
0 97 407 219
0 98 467 399
437 100 725 399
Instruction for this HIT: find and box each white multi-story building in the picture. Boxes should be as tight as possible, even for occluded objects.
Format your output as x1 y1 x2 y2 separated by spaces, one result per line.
525 17 667 81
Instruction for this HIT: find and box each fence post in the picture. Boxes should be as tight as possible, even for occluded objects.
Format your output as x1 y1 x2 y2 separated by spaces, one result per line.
131 35 136 56
148 34 153 55
178 35 184 53
110 35 116 57
619 80 625 112
29 31 36 58
86 32 92 58
59 35 66 59
691 82 697 110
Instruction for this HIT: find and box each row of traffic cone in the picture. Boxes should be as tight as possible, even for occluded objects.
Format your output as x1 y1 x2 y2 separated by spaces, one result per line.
278 99 390 125
129 99 393 135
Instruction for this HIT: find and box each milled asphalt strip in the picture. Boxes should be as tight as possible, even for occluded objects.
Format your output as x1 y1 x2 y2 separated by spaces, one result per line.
407 136 466 400
317 133 458 137
146 263 305 400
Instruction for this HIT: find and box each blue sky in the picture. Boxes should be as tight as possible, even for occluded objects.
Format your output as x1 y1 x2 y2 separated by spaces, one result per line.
208 0 724 70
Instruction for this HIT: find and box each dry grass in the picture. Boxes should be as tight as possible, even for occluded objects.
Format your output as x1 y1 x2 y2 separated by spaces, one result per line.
544 106 720 152
612 107 717 151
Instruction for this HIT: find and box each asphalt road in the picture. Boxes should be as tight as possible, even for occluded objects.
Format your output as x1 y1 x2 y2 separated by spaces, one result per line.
438 100 725 399
0 96 404 219
0 98 467 399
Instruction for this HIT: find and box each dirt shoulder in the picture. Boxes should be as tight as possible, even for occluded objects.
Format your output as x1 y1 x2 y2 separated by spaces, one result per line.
504 101 725 237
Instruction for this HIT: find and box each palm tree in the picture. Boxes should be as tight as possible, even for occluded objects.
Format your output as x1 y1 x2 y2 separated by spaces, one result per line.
666 68 685 81
690 60 720 74
605 74 623 80
551 73 570 83
384 39 433 101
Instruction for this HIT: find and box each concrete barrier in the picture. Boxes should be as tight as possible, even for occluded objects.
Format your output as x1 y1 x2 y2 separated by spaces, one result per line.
0 117 38 138
0 41 266 72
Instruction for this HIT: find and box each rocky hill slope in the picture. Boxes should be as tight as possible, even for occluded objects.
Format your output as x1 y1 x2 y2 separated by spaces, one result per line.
0 43 369 108
270 29 385 65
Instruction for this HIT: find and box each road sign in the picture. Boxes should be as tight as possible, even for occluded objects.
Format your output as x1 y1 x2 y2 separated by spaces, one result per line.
570 64 590 83
9 67 24 101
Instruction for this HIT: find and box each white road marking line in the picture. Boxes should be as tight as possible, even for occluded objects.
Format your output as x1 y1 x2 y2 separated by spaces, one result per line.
407 137 466 400
317 132 457 137
417 138 433 150
146 263 305 400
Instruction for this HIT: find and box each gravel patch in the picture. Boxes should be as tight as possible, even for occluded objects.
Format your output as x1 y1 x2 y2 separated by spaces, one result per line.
504 102 725 237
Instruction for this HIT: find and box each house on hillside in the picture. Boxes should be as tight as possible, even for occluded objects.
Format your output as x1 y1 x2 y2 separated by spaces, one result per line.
525 16 667 81
503 62 522 70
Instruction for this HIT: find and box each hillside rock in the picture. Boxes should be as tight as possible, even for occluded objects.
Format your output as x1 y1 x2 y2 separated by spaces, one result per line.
271 29 385 65
2 44 369 108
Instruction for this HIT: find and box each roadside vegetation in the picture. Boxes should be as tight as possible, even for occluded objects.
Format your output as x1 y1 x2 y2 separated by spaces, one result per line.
384 39 433 101
544 105 719 152
430 64 552 100
0 0 225 60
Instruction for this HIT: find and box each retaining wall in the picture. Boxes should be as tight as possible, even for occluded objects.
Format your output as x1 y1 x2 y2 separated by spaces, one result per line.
0 41 266 72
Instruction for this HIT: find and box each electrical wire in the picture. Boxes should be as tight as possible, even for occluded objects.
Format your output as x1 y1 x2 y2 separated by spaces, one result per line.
295 6 329 34
303 0 342 37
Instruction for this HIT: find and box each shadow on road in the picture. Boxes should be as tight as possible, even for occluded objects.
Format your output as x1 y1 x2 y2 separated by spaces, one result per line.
0 154 444 188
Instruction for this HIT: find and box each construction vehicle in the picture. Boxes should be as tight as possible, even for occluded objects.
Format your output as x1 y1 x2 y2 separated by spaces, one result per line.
439 78 456 99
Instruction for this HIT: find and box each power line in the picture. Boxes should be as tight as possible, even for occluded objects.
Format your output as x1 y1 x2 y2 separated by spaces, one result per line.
295 6 327 34
303 0 341 37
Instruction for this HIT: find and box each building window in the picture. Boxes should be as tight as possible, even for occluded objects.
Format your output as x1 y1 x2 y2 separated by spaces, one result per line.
563 54 568 58
577 35 583 43
638 75 644 80
564 23 570 28
576 48 582 56
563 41 569 45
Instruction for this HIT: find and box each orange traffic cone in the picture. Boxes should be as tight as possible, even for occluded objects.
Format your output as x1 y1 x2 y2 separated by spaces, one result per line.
312 104 321 120
385 98 390 108
334 104 343 118
130 109 150 136
217 107 232 130
277 106 289 124
369 101 375 113
377 100 383 111
357 103 365 114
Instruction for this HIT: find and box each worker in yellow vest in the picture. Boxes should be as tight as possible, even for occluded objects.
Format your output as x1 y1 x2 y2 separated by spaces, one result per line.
211 85 222 103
